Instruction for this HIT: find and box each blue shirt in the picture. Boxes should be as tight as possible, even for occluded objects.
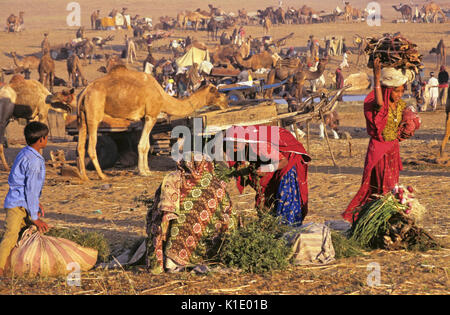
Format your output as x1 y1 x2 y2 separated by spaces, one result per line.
4 146 46 221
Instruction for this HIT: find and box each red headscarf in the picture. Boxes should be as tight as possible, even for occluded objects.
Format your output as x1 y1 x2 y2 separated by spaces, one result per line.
225 125 311 214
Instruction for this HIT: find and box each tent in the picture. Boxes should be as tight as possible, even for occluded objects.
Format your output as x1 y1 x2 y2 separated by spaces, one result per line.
176 47 210 69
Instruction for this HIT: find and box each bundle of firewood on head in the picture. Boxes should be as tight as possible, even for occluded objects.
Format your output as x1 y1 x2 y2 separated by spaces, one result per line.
364 32 424 76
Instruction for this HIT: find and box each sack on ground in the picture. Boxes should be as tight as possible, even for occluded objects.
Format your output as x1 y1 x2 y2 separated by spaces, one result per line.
5 226 98 277
284 223 335 265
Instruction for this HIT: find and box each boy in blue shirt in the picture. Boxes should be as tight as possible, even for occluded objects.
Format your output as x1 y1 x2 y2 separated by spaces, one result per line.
0 121 50 277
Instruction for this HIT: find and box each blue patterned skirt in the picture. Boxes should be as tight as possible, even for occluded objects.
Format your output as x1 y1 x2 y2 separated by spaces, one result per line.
275 166 303 226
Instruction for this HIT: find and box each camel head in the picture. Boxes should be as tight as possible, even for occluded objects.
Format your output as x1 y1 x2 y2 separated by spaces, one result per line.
203 84 228 110
47 88 76 114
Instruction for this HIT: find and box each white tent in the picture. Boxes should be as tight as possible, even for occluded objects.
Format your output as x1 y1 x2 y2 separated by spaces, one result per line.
175 46 210 69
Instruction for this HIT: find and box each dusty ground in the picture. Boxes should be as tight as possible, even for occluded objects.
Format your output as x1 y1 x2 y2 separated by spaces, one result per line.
0 0 449 295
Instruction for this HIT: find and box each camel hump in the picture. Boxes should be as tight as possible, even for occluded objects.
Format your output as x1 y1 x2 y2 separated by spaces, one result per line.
109 64 128 73
9 74 26 85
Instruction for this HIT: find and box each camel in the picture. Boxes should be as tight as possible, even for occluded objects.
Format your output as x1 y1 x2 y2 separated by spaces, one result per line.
6 14 18 32
233 50 277 71
207 18 219 41
208 4 225 16
183 12 209 31
422 2 446 23
76 65 228 180
0 84 16 170
38 50 55 93
281 57 328 101
392 4 412 21
265 57 303 98
5 12 24 32
440 89 450 156
209 44 239 68
10 51 40 76
0 76 74 170
274 7 286 24
75 38 96 65
67 54 87 88
97 54 125 73
429 39 446 69
238 9 249 25
263 17 272 35
343 2 362 22
9 75 74 122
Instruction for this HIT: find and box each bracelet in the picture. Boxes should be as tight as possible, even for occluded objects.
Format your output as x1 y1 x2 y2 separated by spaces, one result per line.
375 86 381 89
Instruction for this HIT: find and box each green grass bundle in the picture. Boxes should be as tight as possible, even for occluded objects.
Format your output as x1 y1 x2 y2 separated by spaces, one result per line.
331 231 366 259
218 212 292 274
46 227 111 263
349 193 405 248
349 193 438 251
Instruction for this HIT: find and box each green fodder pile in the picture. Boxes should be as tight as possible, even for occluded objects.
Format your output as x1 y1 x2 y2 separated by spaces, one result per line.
218 212 292 274
331 231 366 259
349 193 439 251
46 227 111 262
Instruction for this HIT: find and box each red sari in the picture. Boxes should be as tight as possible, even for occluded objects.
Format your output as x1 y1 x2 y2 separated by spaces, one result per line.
342 88 403 222
225 125 311 217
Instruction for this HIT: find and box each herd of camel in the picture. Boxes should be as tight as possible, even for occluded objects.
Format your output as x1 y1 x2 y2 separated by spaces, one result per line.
0 1 449 181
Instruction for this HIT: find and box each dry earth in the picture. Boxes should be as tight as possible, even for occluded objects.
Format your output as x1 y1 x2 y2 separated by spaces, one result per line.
0 0 449 295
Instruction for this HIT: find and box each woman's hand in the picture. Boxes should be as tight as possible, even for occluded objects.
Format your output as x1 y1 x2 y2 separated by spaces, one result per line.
373 57 381 80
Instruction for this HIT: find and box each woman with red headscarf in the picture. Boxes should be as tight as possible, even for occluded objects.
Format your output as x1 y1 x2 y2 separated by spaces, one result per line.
225 125 311 226
342 58 419 222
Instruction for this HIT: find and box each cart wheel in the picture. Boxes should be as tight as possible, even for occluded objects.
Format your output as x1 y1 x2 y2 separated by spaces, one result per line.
86 135 119 170
227 90 245 102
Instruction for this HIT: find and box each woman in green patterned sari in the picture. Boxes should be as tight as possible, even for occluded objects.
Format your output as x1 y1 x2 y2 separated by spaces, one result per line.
146 154 237 274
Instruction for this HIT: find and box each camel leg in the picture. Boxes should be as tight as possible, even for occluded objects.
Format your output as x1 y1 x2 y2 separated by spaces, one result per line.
76 111 90 181
0 144 9 171
440 114 450 157
138 115 156 176
86 118 107 180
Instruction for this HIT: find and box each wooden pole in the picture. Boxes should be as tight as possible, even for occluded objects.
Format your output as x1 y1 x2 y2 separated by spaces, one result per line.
306 121 310 152
320 111 338 167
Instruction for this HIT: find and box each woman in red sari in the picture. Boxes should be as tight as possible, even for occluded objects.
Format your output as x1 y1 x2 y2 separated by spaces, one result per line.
342 58 418 222
225 125 311 226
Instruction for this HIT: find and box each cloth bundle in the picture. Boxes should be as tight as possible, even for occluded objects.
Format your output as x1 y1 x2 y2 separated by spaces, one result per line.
5 226 98 277
398 106 421 141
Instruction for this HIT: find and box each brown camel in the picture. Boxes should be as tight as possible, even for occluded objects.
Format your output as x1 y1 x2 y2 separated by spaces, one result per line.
9 75 74 123
263 17 272 35
209 44 239 68
422 2 446 23
10 51 40 74
67 54 87 88
430 39 446 69
344 2 362 22
0 76 74 170
38 50 55 93
183 12 209 31
293 57 328 101
76 65 228 180
392 4 412 21
0 84 17 171
6 14 17 32
440 89 450 156
233 50 277 71
265 57 303 98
